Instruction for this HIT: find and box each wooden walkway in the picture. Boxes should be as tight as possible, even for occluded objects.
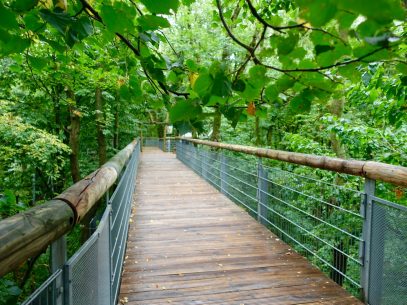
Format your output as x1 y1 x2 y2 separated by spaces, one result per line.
119 147 361 305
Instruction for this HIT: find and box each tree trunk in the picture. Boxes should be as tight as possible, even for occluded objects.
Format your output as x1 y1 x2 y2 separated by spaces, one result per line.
329 99 346 159
67 89 81 183
267 126 273 147
211 107 221 142
113 93 119 150
255 116 261 146
162 112 169 152
210 3 241 143
95 87 107 166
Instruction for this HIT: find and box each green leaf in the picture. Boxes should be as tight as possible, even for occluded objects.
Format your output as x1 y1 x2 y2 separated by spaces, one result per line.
173 120 193 134
310 31 331 46
167 70 178 83
337 0 405 24
41 37 66 52
212 71 231 97
290 47 307 59
193 73 213 97
249 65 266 81
232 79 245 92
28 55 48 70
100 3 135 33
138 15 170 31
0 33 30 55
337 11 356 29
264 85 279 101
139 0 180 14
185 59 198 72
275 75 295 92
23 12 44 31
0 3 19 30
207 95 224 106
289 89 313 114
395 63 407 75
11 0 38 12
66 16 94 46
221 106 243 128
316 45 351 66
241 79 262 100
149 99 165 109
298 0 337 27
39 9 73 35
297 59 317 69
315 45 334 56
357 20 383 37
275 32 299 56
182 0 195 6
72 16 93 40
170 100 202 123
338 63 361 82
353 45 391 61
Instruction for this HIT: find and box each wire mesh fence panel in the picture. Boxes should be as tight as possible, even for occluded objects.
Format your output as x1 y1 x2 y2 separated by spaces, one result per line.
368 198 407 305
143 138 160 147
21 270 63 305
110 142 139 305
260 164 364 294
143 138 177 152
65 208 110 305
221 153 258 218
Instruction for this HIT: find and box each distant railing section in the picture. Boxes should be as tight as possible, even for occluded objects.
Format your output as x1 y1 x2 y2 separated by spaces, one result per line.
142 137 177 152
20 141 140 305
177 139 407 305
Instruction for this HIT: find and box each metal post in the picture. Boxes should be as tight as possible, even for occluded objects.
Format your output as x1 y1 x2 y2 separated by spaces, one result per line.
98 208 111 305
51 236 67 305
360 178 375 303
202 149 207 180
220 152 227 194
177 141 182 161
32 173 36 205
257 158 268 225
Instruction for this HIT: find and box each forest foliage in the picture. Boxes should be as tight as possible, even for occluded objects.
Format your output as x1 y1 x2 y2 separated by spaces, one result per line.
0 0 406 302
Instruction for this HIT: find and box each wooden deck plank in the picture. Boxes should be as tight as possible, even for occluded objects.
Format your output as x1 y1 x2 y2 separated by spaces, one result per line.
119 147 362 305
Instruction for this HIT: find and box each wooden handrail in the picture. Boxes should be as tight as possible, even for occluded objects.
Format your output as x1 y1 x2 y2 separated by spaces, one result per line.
0 140 138 277
182 138 407 188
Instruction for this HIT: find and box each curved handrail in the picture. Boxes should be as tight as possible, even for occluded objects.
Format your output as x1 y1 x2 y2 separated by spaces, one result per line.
182 138 407 188
0 140 138 277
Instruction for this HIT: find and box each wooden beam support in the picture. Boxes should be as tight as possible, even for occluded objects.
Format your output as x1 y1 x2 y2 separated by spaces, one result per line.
182 138 407 188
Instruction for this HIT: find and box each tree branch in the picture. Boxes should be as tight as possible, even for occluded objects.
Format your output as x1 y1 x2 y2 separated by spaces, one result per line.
254 46 389 72
245 0 304 31
245 0 346 44
216 0 254 54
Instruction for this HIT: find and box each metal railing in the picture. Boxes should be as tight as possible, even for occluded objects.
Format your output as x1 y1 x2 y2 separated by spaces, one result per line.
21 141 140 305
176 139 407 304
142 137 176 152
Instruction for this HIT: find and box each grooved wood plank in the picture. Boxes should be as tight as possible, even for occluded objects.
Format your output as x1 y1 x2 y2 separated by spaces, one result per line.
119 147 362 305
